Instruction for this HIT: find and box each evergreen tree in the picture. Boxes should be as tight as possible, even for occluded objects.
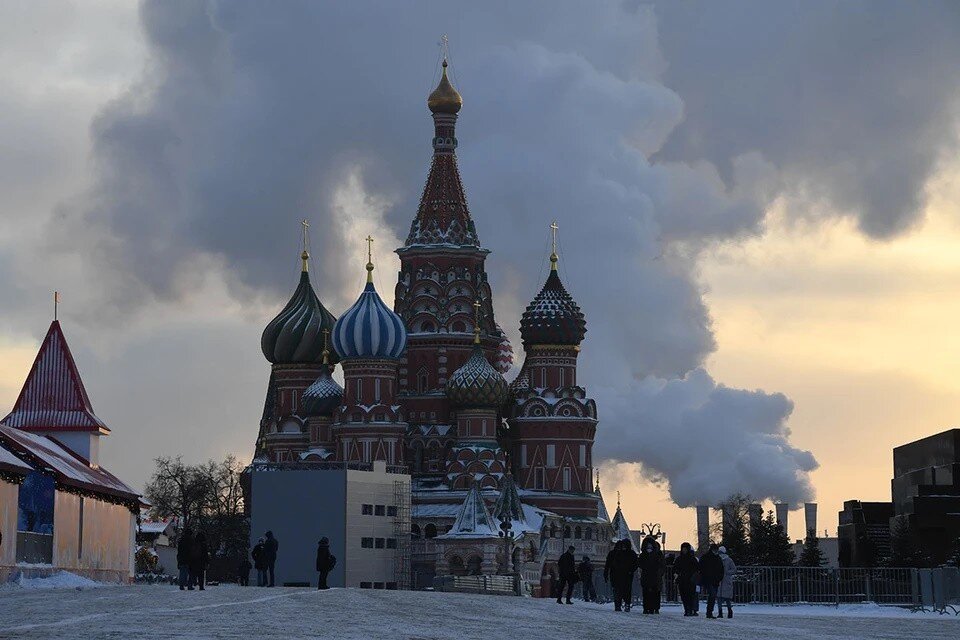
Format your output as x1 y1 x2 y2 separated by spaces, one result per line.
711 494 752 564
798 529 826 567
750 511 796 565
886 519 931 567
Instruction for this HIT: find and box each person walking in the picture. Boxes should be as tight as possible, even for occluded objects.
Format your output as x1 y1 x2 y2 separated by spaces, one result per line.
190 531 210 591
717 546 737 618
238 554 252 586
252 537 268 587
555 545 578 604
699 543 725 618
177 528 193 591
264 530 279 587
674 542 700 616
605 540 639 612
577 556 596 602
316 537 337 590
638 536 665 614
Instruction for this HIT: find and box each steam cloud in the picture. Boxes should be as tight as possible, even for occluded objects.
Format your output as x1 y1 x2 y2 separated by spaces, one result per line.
2 1 958 506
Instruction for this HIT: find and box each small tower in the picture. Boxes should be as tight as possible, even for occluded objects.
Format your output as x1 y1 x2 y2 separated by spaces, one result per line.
299 330 343 461
509 223 598 517
443 301 509 489
330 237 408 464
257 222 338 462
2 320 109 467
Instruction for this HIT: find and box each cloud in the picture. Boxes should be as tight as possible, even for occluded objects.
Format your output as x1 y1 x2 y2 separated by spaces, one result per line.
654 0 960 238
10 1 955 507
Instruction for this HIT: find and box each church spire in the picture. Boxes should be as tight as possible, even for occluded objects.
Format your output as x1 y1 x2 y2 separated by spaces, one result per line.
404 50 480 249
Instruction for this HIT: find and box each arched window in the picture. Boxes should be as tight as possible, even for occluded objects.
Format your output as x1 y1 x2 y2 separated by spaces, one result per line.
417 369 429 394
549 523 557 538
420 321 435 333
564 526 571 539
467 556 483 575
574 526 582 539
450 556 466 576
452 320 466 333
411 524 421 539
585 528 593 541
425 523 437 539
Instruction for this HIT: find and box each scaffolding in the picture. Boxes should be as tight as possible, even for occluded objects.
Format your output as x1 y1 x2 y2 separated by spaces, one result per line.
393 480 411 589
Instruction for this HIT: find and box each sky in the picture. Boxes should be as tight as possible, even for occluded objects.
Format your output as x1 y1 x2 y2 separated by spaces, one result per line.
0 0 959 545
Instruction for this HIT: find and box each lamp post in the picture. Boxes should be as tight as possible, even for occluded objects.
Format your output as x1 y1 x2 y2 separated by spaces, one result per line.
641 522 666 549
498 516 516 575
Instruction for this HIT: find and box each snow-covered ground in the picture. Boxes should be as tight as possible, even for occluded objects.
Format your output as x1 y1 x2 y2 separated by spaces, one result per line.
0 581 957 639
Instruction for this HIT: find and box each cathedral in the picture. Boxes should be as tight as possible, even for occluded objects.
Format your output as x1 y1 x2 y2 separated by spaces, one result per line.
250 60 622 590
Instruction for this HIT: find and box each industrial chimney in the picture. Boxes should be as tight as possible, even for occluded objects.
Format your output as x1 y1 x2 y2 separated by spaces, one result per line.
804 502 818 537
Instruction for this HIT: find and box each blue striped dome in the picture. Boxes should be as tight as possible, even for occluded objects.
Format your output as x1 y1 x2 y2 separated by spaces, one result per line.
332 281 407 360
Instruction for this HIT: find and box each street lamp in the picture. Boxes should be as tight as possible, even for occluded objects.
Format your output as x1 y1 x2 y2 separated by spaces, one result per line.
641 522 666 549
498 515 516 575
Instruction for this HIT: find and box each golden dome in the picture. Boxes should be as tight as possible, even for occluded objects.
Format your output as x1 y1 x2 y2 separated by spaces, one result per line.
427 60 462 114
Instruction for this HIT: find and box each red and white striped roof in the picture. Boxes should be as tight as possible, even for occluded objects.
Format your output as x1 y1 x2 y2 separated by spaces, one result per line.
1 321 109 433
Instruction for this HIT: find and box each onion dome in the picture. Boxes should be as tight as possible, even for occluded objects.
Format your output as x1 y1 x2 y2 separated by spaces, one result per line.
446 328 509 408
301 337 343 417
261 251 338 364
427 60 462 114
519 252 586 347
331 241 407 360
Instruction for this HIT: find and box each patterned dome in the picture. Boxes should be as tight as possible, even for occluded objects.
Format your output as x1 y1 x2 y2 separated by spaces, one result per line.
301 365 343 417
446 343 509 407
332 281 407 360
261 262 338 364
519 267 586 347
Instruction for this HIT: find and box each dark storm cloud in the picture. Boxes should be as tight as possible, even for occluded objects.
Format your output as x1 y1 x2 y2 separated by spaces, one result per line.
654 0 960 238
11 0 956 505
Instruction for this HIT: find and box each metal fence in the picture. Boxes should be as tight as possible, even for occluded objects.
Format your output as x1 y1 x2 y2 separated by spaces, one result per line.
575 566 960 610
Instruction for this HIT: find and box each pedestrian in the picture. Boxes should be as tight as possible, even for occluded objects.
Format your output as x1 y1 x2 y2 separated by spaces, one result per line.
190 531 209 591
316 537 337 590
238 553 252 587
674 542 700 616
578 555 596 602
555 545 578 604
638 535 665 614
177 528 193 591
717 545 737 618
252 537 268 587
604 539 638 612
699 543 725 618
264 530 279 587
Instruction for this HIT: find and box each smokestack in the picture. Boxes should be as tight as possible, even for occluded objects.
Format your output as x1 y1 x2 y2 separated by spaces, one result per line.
696 505 710 549
721 503 735 541
775 503 789 534
804 502 817 537
748 503 763 538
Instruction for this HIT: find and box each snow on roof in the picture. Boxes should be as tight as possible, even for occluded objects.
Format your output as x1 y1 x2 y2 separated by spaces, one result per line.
413 503 462 518
611 503 638 551
596 488 610 521
1 321 109 434
139 521 174 534
0 424 137 502
521 503 557 533
0 441 32 475
437 483 499 539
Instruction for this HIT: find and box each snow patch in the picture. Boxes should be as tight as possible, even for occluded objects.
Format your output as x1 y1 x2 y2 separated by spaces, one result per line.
3 571 107 591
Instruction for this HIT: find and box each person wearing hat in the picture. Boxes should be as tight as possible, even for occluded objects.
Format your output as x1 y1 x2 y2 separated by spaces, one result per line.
316 536 337 590
717 546 737 618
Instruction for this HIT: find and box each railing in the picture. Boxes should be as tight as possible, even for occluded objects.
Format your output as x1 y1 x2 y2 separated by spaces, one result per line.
434 574 517 595
574 566 960 608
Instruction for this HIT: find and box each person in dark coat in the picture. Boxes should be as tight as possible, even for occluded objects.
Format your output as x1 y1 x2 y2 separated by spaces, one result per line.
674 542 700 616
264 530 279 587
315 537 337 590
177 528 193 590
577 556 596 602
699 543 725 618
238 554 252 586
252 537 267 587
555 545 578 604
638 535 665 614
604 539 639 612
190 532 210 590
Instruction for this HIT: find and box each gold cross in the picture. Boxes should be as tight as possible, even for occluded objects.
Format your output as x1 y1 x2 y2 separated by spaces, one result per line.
365 235 374 263
322 328 330 365
550 221 558 254
301 218 310 248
